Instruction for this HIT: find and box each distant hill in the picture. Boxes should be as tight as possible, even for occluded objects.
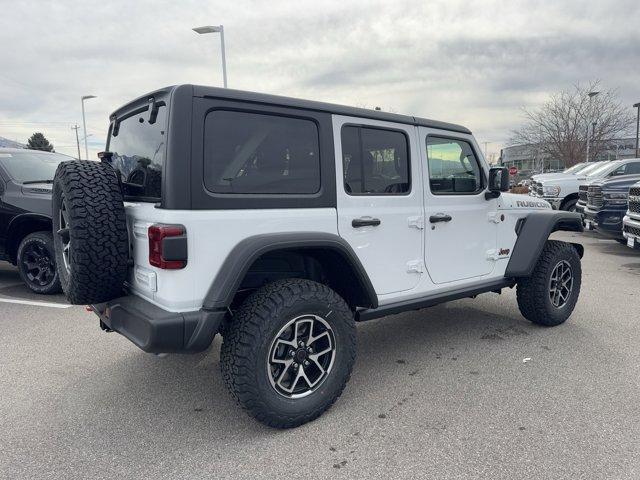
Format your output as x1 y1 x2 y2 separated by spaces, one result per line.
0 136 25 149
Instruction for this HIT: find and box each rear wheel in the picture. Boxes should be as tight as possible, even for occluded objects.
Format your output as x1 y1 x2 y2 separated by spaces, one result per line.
220 279 356 428
17 231 61 294
516 240 581 326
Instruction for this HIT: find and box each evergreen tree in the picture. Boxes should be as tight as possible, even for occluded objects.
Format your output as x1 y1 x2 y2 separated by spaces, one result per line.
26 132 54 152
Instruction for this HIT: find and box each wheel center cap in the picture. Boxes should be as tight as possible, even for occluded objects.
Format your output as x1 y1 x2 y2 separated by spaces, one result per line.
294 349 307 363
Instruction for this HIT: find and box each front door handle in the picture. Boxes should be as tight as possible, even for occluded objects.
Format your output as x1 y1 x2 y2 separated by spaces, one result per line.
429 213 452 223
352 217 381 228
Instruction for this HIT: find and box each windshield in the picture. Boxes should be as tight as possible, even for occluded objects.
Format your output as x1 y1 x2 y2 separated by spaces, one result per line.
107 103 167 200
0 150 71 183
563 163 586 174
576 162 604 176
586 161 617 177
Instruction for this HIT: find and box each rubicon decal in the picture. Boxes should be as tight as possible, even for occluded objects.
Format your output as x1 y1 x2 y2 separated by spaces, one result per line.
516 200 550 209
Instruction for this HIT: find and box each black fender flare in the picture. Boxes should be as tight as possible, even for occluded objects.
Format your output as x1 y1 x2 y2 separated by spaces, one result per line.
505 211 583 277
201 232 378 310
6 213 52 260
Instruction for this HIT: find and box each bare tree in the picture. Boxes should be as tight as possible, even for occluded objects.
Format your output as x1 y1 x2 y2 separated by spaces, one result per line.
510 81 634 167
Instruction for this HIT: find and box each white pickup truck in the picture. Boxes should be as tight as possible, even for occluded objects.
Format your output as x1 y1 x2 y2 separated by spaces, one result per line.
530 160 640 212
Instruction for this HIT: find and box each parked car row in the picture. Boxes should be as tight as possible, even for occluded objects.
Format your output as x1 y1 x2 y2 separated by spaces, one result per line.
528 158 640 250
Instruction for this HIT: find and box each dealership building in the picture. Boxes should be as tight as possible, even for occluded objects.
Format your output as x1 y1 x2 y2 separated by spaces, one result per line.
500 137 639 179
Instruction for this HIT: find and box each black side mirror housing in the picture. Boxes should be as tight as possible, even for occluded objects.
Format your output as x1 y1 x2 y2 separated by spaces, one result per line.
485 167 510 199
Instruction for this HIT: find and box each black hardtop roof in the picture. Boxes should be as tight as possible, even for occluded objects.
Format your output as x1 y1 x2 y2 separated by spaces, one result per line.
111 84 472 135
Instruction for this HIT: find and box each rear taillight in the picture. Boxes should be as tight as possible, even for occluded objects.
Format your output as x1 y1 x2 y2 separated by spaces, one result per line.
148 224 187 269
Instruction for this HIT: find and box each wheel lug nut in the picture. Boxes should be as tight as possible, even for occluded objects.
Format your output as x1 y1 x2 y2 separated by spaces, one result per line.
307 347 313 353
293 363 298 368
303 360 309 367
289 350 295 357
299 341 305 347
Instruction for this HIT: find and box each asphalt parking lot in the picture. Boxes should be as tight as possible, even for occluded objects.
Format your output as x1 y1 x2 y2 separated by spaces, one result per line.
1 231 639 479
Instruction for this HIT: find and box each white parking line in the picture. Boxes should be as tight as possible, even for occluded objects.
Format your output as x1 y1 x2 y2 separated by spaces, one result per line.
0 298 72 309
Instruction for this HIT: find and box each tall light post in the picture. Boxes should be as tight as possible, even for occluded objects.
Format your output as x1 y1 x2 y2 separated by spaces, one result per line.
81 95 96 160
193 25 228 88
585 91 599 162
71 125 81 160
634 102 640 158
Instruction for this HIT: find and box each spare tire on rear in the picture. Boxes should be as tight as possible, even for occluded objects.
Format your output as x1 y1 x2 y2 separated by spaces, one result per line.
52 161 129 304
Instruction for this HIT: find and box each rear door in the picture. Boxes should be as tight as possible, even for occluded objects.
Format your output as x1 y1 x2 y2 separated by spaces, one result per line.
334 116 423 295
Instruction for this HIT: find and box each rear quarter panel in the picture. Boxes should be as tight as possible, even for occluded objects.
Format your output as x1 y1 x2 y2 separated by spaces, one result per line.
124 203 338 312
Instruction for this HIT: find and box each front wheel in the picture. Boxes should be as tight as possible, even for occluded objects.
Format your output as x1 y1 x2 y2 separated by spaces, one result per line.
562 198 578 212
220 279 356 428
516 240 582 326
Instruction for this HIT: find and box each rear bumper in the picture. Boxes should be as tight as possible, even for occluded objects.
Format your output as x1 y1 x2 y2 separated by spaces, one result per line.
92 296 226 353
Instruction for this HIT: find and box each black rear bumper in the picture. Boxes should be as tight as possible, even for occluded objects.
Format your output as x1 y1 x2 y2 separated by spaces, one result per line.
92 296 226 353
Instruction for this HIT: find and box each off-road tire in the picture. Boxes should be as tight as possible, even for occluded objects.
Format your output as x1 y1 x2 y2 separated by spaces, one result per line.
220 279 356 429
516 240 581 326
52 161 129 304
561 198 578 212
17 231 62 294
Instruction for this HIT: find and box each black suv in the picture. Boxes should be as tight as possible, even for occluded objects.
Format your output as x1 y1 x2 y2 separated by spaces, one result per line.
0 148 72 293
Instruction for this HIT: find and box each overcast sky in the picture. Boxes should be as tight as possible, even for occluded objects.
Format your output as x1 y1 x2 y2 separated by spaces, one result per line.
1 0 639 161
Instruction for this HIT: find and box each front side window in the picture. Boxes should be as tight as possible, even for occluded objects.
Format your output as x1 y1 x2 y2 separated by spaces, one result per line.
107 104 167 200
612 162 640 176
204 110 320 194
426 137 482 194
341 126 410 194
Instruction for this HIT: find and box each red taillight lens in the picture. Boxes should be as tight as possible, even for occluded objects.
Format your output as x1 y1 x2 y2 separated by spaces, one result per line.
148 224 187 269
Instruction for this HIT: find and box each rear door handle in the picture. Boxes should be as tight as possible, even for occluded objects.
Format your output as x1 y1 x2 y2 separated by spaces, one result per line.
429 213 452 223
352 217 381 228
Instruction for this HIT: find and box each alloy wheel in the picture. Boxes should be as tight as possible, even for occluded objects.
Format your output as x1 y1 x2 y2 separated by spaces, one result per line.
21 242 55 287
549 260 573 308
267 314 336 399
57 198 71 272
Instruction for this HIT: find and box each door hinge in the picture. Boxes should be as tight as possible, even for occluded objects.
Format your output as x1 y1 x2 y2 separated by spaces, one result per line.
487 212 501 224
406 260 425 273
408 216 425 230
486 249 499 261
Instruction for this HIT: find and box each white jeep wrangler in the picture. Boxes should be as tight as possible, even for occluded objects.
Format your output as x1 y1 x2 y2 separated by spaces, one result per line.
52 85 584 428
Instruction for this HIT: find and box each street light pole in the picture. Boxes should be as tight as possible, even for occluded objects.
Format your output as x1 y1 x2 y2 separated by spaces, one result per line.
81 95 96 160
193 25 228 87
71 125 81 160
586 91 600 162
634 102 640 158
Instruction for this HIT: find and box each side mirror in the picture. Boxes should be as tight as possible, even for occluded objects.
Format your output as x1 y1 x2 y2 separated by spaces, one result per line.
486 167 510 199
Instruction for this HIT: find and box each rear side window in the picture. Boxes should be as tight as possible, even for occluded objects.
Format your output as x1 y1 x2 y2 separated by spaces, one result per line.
203 110 321 194
341 126 410 194
107 104 167 200
426 137 483 194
